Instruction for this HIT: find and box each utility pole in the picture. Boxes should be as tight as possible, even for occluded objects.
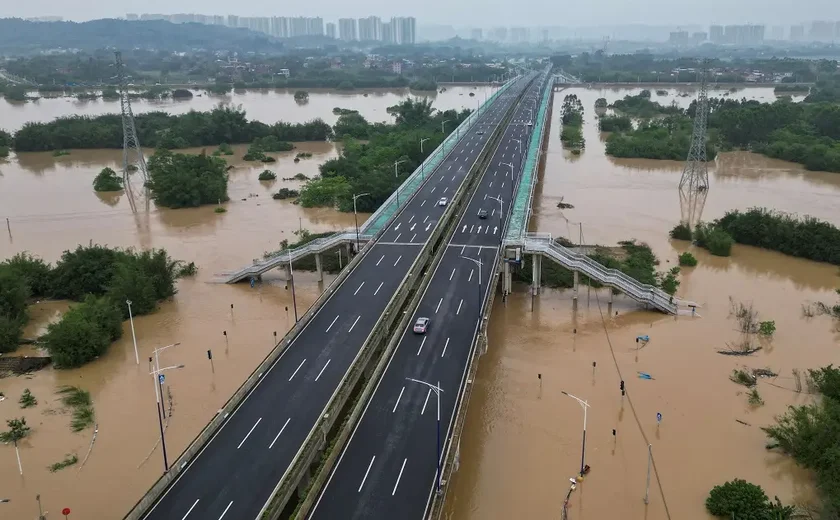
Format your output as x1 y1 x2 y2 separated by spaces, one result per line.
678 62 710 230
114 51 148 213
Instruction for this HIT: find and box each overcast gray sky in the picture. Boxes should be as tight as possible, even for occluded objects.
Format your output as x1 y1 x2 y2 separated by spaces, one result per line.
2 0 839 27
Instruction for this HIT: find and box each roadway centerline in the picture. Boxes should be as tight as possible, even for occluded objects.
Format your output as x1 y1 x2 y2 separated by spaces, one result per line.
421 199 426 207
449 268 456 281
315 359 331 381
354 282 365 295
326 315 339 332
268 418 291 449
456 299 463 315
442 337 450 357
218 501 233 519
392 459 408 496
393 386 405 413
395 233 402 242
348 316 361 332
394 255 402 267
421 389 431 415
288 359 306 381
181 500 199 519
410 233 417 242
358 456 376 492
376 254 385 266
237 418 261 449
435 298 443 313
374 282 384 295
423 215 429 223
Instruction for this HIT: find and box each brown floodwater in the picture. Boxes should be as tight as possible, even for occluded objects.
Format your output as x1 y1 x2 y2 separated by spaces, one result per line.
442 87 840 520
0 86 837 520
0 85 494 132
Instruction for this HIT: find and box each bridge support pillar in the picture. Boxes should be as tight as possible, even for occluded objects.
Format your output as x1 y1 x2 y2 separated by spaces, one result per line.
608 289 614 314
572 270 580 308
284 263 292 281
345 243 353 263
531 254 542 295
502 258 512 297
315 253 323 282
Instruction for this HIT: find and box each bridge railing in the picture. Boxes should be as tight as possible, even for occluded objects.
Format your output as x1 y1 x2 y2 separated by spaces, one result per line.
506 65 553 244
524 235 686 314
360 77 517 236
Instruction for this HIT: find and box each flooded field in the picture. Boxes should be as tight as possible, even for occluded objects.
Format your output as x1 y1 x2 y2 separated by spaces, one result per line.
1 86 838 519
442 87 840 520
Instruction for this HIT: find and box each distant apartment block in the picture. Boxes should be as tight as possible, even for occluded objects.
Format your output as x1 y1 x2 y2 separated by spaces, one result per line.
810 21 836 41
669 30 689 45
710 25 724 43
790 24 805 40
471 28 483 41
358 16 382 41
339 18 357 41
770 26 785 40
326 23 336 39
490 27 508 42
708 24 764 45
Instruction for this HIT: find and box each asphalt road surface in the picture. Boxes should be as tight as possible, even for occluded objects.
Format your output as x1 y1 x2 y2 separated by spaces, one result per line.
140 75 533 520
309 71 546 519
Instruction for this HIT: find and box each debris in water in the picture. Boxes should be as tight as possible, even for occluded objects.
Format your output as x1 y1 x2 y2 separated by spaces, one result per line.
637 372 654 380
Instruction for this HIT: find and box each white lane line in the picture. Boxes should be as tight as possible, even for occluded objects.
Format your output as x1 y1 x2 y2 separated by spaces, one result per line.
377 255 385 266
470 225 475 233
421 388 431 415
450 268 456 281
452 175 456 181
425 223 431 231
288 359 306 381
489 182 493 188
394 255 402 267
461 244 466 255
423 215 429 223
442 337 450 357
440 175 444 182
374 281 384 295
485 226 489 235
354 281 365 295
443 187 448 194
348 315 361 332
394 223 401 231
315 360 331 382
491 209 496 216
218 501 233 520
359 456 376 492
417 336 427 356
393 386 405 413
462 225 467 233
237 418 262 449
411 233 417 242
431 187 436 193
421 199 426 207
182 500 199 519
269 418 291 449
392 458 408 496
448 165 452 171
456 299 464 315
409 215 415 223
502 182 505 188
395 233 402 242
435 298 443 314
326 315 339 332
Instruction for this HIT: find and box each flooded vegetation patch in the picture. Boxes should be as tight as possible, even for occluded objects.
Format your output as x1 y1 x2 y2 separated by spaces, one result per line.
57 386 94 432
48 454 78 472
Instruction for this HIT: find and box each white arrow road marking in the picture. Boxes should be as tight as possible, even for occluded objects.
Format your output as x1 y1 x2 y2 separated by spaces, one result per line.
394 223 401 231
494 226 499 234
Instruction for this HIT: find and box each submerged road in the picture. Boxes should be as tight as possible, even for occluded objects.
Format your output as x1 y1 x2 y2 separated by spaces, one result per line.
309 71 546 519
141 75 533 520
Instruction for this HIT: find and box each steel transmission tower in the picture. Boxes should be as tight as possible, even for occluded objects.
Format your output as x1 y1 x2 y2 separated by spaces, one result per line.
114 51 148 211
678 66 710 229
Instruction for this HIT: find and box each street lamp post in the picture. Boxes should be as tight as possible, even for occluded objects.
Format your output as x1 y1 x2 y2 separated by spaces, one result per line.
420 138 431 181
405 378 444 495
126 300 139 365
149 360 184 473
394 159 407 207
352 192 370 253
441 119 451 135
460 255 483 309
152 342 181 420
561 390 591 477
502 162 515 199
288 248 298 322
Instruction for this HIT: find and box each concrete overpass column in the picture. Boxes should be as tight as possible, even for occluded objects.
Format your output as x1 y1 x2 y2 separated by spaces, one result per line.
535 255 542 294
573 270 580 309
502 258 511 297
315 253 323 282
531 254 540 295
345 243 352 262
284 263 292 281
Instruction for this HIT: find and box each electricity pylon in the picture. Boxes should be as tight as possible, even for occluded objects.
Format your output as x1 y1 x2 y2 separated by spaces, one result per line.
678 65 710 230
114 51 148 212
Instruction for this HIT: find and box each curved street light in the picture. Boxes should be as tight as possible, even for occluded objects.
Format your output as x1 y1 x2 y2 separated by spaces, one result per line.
405 377 444 495
352 192 370 253
561 390 590 477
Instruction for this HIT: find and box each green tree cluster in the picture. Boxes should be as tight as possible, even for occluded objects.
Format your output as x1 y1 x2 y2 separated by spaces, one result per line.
693 223 734 257
764 365 840 517
0 129 12 157
610 92 682 119
92 167 123 192
409 78 438 91
11 105 333 152
605 116 717 160
716 208 840 265
597 115 632 132
299 98 470 213
147 149 229 208
705 479 796 520
560 94 585 150
678 252 698 266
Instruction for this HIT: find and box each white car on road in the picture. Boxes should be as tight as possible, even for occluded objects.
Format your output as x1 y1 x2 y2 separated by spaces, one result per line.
437 197 448 207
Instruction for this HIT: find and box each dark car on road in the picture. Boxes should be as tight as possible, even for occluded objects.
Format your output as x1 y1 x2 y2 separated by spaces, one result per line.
477 209 488 219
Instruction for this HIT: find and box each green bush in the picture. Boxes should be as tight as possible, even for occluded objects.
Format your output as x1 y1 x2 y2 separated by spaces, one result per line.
758 320 776 336
19 388 37 408
51 244 126 300
0 265 30 323
253 135 293 152
598 115 633 132
273 188 300 200
148 149 229 208
695 224 733 257
216 143 234 156
42 295 123 368
0 146 9 158
294 90 309 101
2 252 52 298
258 170 277 181
92 167 123 192
705 479 771 520
659 266 681 295
678 252 698 266
594 98 608 109
669 223 692 241
0 315 24 353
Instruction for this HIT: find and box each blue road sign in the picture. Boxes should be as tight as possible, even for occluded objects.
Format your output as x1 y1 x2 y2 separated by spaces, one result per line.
656 412 662 424
158 374 165 385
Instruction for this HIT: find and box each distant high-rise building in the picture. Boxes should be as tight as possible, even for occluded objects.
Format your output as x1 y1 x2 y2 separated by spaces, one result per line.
691 32 708 45
338 18 357 41
227 15 239 28
326 22 336 39
790 24 805 40
770 26 785 40
836 21 840 39
709 25 724 44
810 21 835 41
126 13 139 21
390 17 416 44
542 29 549 42
382 22 393 44
490 27 508 42
669 30 689 45
471 28 483 41
358 16 382 41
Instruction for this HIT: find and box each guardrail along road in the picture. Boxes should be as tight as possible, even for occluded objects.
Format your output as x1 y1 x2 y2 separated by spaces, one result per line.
309 71 546 519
